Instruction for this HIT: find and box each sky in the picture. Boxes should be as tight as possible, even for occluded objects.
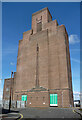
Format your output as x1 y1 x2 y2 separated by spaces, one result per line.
0 2 80 100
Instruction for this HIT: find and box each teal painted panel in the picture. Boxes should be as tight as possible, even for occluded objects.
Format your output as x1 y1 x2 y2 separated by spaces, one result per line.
50 94 57 105
21 95 27 101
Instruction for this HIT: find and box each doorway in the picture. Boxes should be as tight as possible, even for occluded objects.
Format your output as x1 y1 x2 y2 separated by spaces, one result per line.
50 94 58 106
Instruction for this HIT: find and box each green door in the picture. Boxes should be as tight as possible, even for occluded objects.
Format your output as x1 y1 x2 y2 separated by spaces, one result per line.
21 95 27 101
50 94 58 106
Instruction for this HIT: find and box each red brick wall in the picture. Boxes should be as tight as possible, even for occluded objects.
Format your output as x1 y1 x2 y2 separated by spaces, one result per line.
13 7 73 107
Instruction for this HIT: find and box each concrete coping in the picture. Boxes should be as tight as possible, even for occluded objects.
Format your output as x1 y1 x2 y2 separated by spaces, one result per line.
32 7 52 19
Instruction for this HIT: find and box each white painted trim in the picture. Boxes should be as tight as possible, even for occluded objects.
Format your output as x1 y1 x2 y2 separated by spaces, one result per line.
43 102 45 104
50 104 58 106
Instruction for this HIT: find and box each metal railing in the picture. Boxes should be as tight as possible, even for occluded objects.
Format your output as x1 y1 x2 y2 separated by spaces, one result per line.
2 100 27 109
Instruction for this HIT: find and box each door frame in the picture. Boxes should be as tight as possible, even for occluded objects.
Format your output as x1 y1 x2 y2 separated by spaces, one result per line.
50 93 58 107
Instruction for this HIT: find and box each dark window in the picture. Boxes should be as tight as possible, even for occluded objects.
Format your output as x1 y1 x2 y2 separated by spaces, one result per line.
36 97 38 100
37 22 42 32
43 97 45 101
37 44 39 52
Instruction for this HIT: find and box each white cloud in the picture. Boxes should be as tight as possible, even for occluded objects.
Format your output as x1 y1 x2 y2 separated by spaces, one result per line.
70 49 81 52
0 80 1 84
0 93 2 100
3 44 18 57
73 91 80 100
69 34 80 44
0 80 2 89
73 91 80 95
71 58 80 64
10 62 15 66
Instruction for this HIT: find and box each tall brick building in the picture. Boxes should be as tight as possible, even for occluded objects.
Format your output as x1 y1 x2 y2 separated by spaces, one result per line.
3 7 73 107
3 72 16 101
3 78 13 100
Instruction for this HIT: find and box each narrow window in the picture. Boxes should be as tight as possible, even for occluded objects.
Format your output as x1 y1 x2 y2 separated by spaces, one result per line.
37 22 42 32
43 96 45 101
36 97 38 100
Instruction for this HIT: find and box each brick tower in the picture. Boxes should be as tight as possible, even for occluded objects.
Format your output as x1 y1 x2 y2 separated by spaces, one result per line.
13 7 73 107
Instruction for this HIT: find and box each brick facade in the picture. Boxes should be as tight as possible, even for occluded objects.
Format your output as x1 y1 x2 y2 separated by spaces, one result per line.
3 7 74 108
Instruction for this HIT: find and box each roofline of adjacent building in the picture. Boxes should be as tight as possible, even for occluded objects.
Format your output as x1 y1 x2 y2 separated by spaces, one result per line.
4 78 14 80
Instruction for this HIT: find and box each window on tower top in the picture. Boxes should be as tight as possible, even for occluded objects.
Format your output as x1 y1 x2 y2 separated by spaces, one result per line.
36 16 42 32
37 22 42 32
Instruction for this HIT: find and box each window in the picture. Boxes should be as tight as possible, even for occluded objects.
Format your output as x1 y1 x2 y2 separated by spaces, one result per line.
6 88 9 92
21 95 27 101
36 97 38 100
37 22 42 32
43 96 45 101
50 94 58 106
